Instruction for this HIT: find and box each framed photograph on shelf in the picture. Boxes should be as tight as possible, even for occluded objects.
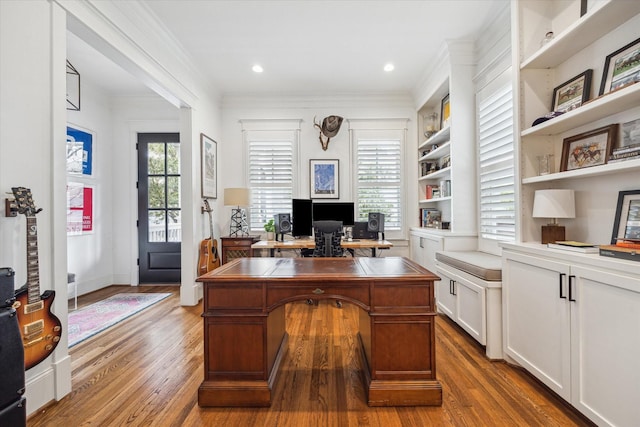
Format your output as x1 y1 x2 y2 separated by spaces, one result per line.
200 133 217 199
560 124 618 171
440 94 450 129
310 159 339 199
551 69 592 113
610 189 640 244
599 36 640 95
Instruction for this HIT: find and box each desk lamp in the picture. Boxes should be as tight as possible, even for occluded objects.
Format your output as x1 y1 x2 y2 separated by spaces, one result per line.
224 187 250 237
532 189 575 244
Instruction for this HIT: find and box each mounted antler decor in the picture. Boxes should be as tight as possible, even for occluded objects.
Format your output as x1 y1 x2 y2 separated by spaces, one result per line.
313 115 343 151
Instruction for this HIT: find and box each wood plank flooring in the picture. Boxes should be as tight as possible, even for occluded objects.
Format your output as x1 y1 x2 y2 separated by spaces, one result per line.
29 285 593 426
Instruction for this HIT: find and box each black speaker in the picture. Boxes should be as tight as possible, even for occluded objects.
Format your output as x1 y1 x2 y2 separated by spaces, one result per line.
353 221 377 240
0 267 15 308
367 212 385 233
0 308 25 410
274 213 292 234
0 396 26 427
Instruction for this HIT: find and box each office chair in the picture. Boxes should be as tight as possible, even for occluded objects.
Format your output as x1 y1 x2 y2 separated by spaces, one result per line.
309 221 344 307
312 220 344 257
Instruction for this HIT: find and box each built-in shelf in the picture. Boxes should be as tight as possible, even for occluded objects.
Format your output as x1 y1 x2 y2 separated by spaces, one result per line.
418 126 451 150
520 0 640 69
418 166 452 181
419 196 452 204
521 83 640 137
419 141 451 162
522 158 640 184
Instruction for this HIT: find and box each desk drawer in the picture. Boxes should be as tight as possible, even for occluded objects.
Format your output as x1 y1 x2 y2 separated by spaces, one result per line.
267 282 369 307
205 284 263 310
372 281 434 312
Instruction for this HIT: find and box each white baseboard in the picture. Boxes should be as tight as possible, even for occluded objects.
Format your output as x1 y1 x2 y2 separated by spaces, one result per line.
25 354 71 416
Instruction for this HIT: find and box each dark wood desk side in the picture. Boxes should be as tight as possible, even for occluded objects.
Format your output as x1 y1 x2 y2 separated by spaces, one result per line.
197 257 442 407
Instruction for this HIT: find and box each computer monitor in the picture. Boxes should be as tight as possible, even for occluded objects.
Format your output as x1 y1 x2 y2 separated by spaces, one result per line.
292 198 313 237
312 202 355 226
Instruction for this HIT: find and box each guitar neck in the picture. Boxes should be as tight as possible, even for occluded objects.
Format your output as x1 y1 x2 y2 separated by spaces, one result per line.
25 216 41 304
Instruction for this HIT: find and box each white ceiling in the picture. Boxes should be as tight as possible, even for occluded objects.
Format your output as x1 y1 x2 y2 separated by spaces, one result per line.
67 0 504 99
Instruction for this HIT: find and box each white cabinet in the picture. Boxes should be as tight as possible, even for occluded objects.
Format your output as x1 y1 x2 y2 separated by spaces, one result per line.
503 245 640 426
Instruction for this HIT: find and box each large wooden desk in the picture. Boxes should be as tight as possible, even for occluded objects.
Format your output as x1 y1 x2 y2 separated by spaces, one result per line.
252 237 393 257
197 257 442 407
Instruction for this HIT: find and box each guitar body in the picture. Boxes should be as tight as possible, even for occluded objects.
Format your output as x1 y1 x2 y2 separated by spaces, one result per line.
198 200 221 275
198 238 220 275
13 286 62 370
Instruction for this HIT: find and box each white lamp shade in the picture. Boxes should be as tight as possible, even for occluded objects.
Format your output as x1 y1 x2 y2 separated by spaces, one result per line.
224 188 250 207
532 189 575 219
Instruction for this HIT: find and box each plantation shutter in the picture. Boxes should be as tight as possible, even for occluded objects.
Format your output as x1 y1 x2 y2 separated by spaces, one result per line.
247 136 294 230
356 137 402 230
478 83 515 241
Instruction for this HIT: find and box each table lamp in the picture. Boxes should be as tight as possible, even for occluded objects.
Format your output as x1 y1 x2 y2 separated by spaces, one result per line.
532 189 575 244
224 187 250 237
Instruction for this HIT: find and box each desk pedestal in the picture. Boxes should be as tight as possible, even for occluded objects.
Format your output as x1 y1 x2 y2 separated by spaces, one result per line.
198 257 442 407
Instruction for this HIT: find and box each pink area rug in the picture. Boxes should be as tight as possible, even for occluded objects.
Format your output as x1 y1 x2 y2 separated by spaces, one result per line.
68 293 171 347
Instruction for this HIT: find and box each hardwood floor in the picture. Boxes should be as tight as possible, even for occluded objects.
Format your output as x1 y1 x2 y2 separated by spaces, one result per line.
29 285 593 426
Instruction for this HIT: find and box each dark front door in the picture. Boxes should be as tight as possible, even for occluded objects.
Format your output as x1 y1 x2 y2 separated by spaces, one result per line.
137 133 181 283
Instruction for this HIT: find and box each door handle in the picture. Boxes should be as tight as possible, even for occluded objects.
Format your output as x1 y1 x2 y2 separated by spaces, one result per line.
559 273 566 299
451 279 456 296
568 275 576 302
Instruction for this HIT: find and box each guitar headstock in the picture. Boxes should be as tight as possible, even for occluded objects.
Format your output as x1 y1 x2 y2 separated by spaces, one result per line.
11 187 42 217
203 199 212 213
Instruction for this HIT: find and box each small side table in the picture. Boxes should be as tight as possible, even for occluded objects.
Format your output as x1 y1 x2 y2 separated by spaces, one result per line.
221 236 260 264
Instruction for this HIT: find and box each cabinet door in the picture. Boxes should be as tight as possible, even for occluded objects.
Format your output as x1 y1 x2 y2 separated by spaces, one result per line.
409 234 424 266
570 266 640 427
434 266 456 319
503 252 571 400
454 274 485 345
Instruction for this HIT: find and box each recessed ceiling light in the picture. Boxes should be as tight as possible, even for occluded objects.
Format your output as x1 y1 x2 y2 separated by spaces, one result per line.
252 64 264 73
384 63 395 72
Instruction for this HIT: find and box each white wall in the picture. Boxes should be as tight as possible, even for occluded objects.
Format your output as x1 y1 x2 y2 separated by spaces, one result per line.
220 95 416 257
66 79 115 296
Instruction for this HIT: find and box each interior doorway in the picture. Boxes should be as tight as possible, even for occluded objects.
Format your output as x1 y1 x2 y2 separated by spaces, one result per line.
137 133 181 283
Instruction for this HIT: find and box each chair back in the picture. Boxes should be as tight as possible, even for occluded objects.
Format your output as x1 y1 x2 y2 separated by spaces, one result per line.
312 221 344 257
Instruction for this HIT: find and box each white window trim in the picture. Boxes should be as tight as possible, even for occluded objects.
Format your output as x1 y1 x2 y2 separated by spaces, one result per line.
348 118 409 240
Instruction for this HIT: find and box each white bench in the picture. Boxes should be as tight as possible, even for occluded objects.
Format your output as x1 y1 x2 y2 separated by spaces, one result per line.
435 251 502 359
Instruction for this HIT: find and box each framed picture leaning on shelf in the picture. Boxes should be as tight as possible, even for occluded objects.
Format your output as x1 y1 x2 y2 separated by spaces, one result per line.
440 94 450 129
610 189 640 244
599 36 640 95
560 124 618 171
552 69 592 113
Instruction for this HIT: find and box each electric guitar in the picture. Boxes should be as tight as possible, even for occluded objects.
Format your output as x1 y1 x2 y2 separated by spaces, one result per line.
11 187 62 370
198 199 220 275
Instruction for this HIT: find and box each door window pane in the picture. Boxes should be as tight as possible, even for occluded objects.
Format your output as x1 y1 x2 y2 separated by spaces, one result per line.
167 143 180 174
148 177 166 208
148 210 165 242
148 143 165 174
167 176 180 208
167 210 181 242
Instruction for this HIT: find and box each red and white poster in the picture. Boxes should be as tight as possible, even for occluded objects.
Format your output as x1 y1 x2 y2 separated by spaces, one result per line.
67 183 93 235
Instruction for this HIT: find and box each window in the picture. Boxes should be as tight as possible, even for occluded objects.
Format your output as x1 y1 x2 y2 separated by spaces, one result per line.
242 120 301 231
477 72 515 242
351 122 407 237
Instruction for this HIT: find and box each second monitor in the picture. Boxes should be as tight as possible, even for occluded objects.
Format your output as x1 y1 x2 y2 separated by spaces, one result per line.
312 202 355 226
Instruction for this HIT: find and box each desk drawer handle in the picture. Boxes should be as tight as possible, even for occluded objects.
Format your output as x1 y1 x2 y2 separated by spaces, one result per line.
313 288 325 295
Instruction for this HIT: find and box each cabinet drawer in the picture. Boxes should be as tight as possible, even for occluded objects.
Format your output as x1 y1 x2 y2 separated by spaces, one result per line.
267 282 369 307
205 284 263 310
373 282 434 312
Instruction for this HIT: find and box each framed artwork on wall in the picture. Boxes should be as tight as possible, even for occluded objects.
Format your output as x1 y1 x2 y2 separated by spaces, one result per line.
560 124 618 171
310 159 339 199
200 133 217 199
67 125 93 176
